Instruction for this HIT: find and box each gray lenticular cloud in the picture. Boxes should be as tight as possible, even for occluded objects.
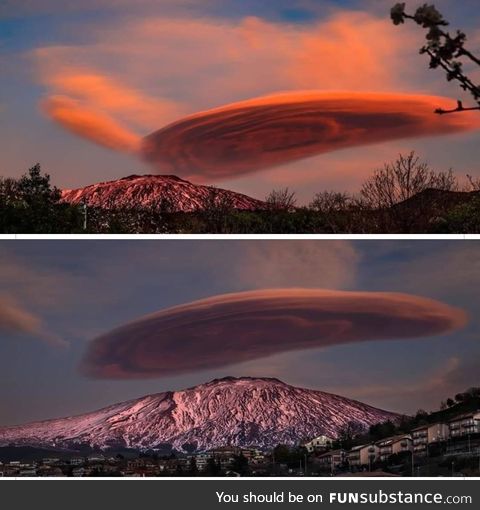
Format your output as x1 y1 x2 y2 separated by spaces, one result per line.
80 289 467 379
140 91 480 180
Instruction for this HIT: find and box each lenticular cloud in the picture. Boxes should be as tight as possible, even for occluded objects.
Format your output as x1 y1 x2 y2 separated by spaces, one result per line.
140 91 480 180
80 289 467 379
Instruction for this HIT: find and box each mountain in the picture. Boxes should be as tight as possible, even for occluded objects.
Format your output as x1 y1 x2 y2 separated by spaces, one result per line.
393 188 480 213
0 377 399 453
61 174 265 212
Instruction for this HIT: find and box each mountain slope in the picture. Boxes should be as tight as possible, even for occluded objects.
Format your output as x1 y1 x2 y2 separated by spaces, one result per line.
61 174 265 212
0 378 399 452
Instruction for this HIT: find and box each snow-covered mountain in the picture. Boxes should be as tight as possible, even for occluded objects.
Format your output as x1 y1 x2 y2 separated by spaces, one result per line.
0 377 399 452
61 174 264 212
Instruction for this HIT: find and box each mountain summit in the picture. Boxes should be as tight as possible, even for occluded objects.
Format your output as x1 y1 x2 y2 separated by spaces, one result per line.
61 174 265 212
0 377 398 452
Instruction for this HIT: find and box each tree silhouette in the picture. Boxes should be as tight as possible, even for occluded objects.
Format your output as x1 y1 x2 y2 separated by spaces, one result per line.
360 151 457 209
391 3 480 114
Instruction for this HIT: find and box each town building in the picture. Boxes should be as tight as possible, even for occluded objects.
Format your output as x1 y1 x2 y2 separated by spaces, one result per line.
348 444 378 468
193 452 213 471
376 434 412 462
302 435 334 453
314 449 346 473
87 454 105 463
448 411 480 438
412 423 449 455
42 458 60 465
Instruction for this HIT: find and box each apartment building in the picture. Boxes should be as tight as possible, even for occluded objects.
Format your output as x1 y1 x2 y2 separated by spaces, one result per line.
412 422 449 455
315 449 346 473
448 411 480 438
377 434 412 462
348 444 379 468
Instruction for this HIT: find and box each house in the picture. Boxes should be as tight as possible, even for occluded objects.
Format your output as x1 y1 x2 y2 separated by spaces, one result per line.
302 435 334 453
448 411 480 438
314 449 346 473
240 447 262 461
208 446 241 470
43 467 64 477
348 444 378 468
209 446 240 457
376 434 412 462
19 468 37 476
412 423 449 454
193 452 213 471
42 457 60 465
70 457 84 466
87 454 105 463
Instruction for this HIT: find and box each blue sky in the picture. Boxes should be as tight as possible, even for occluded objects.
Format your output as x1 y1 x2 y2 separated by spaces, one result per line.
0 240 479 425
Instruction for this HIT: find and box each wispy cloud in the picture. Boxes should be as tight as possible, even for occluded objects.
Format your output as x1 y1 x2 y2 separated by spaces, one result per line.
0 296 66 348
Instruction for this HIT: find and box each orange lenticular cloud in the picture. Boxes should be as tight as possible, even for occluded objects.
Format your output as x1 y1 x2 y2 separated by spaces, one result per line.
141 91 480 180
42 95 141 153
80 288 467 379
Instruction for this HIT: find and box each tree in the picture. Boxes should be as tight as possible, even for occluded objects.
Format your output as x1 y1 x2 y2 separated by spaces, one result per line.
272 444 292 464
199 186 235 233
231 454 249 476
369 420 397 441
0 164 84 233
391 3 480 114
205 457 221 476
336 421 366 450
265 188 297 211
309 191 351 214
188 456 198 476
360 151 457 209
466 175 480 191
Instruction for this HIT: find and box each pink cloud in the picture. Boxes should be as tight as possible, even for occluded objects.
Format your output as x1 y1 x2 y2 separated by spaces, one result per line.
0 296 66 348
80 288 467 379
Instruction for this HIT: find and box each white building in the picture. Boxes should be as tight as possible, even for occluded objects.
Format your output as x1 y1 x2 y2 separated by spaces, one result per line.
303 435 334 453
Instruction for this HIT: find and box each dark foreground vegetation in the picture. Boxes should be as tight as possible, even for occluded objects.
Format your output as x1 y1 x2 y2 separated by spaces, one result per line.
2 153 480 233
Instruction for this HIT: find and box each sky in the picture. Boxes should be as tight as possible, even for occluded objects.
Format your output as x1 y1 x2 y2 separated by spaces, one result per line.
0 239 479 426
1 0 480 203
